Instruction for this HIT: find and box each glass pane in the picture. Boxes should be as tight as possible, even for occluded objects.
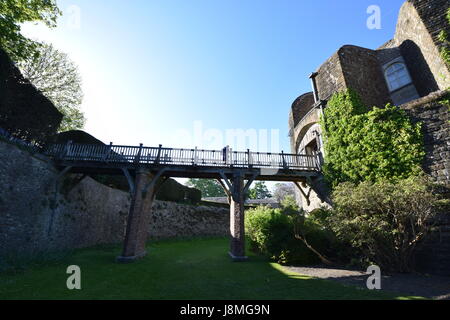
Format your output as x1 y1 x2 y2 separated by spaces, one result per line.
385 63 411 91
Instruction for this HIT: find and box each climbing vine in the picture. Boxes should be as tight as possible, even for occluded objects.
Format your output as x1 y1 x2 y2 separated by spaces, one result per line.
438 8 450 67
320 89 425 187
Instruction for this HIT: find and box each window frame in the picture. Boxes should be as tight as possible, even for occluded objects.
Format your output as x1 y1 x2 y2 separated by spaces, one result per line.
384 62 413 92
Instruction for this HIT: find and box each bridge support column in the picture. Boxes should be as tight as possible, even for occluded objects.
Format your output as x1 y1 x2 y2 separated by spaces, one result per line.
229 174 247 262
219 172 256 262
117 169 155 263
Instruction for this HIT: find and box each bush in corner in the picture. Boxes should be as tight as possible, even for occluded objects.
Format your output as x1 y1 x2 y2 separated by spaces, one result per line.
245 204 334 265
328 174 440 272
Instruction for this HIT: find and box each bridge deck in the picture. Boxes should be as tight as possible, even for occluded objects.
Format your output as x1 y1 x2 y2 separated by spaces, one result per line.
45 143 321 181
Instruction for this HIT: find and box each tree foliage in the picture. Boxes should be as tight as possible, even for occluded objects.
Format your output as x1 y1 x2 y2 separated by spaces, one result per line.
328 175 440 272
0 0 61 62
18 43 85 132
186 179 226 198
248 181 272 200
273 183 295 203
320 89 425 186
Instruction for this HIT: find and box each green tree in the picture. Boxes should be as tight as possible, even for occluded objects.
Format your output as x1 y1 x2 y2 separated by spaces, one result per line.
248 181 272 200
186 179 226 198
320 89 424 186
273 183 295 203
18 43 85 132
0 0 61 62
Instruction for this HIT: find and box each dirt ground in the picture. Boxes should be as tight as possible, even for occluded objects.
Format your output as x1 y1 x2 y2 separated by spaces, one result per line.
283 265 450 300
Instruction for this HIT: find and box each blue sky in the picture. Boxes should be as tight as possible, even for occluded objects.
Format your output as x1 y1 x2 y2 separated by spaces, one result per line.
23 0 405 154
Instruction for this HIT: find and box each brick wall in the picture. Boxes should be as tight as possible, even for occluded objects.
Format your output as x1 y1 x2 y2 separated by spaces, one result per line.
402 91 449 276
395 0 450 93
290 92 315 128
315 52 346 102
338 46 392 108
401 91 450 185
414 213 450 276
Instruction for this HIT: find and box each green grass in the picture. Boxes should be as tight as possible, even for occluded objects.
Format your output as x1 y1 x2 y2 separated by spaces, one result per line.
0 238 422 300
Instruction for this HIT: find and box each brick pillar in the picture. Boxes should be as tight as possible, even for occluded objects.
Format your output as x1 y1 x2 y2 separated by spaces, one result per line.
229 174 247 261
117 169 155 263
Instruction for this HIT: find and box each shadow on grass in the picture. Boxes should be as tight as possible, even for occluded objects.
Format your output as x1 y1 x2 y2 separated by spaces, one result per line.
0 237 425 300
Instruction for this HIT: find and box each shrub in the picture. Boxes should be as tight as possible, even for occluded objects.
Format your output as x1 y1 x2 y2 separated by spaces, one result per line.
245 204 337 265
280 194 298 214
328 175 440 272
245 206 292 257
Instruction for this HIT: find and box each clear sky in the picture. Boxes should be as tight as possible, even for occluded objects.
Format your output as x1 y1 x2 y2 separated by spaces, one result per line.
21 0 406 188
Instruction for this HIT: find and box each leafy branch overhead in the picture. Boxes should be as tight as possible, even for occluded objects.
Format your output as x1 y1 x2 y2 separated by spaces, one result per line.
0 0 61 61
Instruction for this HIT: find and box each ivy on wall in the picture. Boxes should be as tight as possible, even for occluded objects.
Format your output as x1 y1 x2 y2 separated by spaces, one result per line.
320 89 425 186
437 8 450 67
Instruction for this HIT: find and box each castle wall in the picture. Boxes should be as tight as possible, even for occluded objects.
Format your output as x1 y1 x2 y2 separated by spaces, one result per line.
315 52 346 102
401 91 450 186
291 107 321 154
414 213 450 276
313 46 392 109
376 44 403 65
394 0 450 94
291 92 315 128
400 91 450 277
338 46 392 108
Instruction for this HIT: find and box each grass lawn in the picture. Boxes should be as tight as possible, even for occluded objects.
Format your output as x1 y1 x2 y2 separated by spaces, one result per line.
0 237 422 300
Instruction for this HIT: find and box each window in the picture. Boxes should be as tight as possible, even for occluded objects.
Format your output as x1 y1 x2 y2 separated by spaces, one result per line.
385 63 412 92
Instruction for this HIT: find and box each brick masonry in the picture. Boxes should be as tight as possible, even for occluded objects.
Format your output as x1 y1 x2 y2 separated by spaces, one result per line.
415 213 450 276
394 0 450 94
315 52 345 102
0 140 229 258
401 90 450 184
338 46 392 109
400 90 450 276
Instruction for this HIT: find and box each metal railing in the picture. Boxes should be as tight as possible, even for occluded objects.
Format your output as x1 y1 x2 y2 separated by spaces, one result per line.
0 127 41 153
44 142 322 171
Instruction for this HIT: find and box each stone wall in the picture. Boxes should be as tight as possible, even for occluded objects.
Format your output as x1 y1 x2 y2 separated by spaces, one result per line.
394 0 450 93
338 46 392 109
400 90 450 276
313 45 393 109
401 90 450 185
290 92 315 129
415 213 450 276
315 51 345 102
0 140 229 257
